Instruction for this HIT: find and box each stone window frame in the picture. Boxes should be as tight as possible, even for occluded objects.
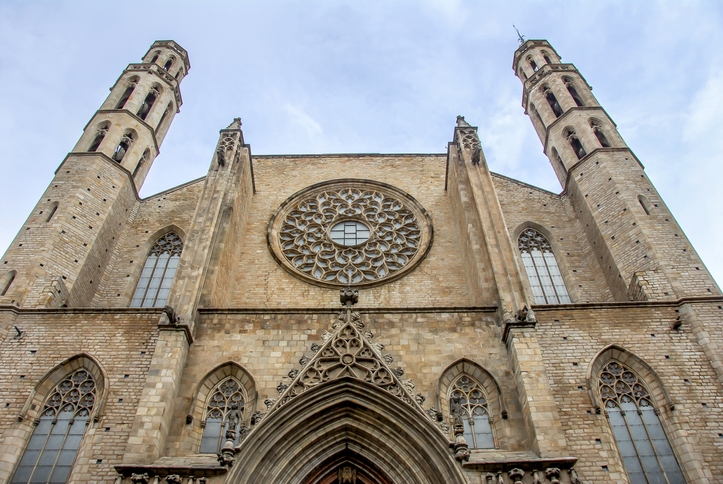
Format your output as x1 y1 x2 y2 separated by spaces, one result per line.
436 358 506 448
512 222 575 305
128 226 185 308
267 178 434 289
185 362 257 454
587 345 694 482
0 354 108 484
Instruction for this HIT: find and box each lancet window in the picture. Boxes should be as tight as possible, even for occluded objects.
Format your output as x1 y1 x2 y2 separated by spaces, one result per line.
518 228 570 304
112 131 135 162
565 129 587 159
130 232 183 307
115 77 138 109
543 87 563 117
599 361 685 484
590 120 611 148
11 369 96 484
1 270 16 296
200 378 245 454
137 86 160 121
88 122 110 152
133 149 150 178
449 375 494 449
564 77 585 107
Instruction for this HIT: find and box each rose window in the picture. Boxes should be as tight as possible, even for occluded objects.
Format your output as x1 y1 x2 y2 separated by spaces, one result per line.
268 180 433 287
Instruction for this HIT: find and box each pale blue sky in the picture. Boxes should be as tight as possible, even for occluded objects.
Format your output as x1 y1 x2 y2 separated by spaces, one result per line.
1 1 722 287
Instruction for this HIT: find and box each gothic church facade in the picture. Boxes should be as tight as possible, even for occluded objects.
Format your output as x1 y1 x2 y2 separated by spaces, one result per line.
0 39 721 484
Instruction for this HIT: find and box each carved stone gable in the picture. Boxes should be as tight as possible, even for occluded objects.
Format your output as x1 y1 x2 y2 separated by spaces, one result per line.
265 291 425 419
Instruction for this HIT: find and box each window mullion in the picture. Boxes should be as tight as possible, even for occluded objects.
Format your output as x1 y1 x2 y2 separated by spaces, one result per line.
640 410 673 484
47 416 74 483
152 253 171 307
140 254 161 306
24 419 55 484
619 409 648 483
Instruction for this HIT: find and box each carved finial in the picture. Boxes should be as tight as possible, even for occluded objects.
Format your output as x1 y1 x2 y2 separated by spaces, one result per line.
456 115 471 128
513 24 525 45
226 117 242 130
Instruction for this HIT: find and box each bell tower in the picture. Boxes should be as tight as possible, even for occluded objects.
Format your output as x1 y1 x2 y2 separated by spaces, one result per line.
513 39 719 301
0 41 189 308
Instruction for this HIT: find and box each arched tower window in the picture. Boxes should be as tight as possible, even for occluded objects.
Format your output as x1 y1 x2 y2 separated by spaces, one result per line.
11 368 96 484
599 361 685 483
137 86 161 121
529 103 543 129
88 123 110 152
527 56 538 72
518 228 570 304
150 51 160 64
115 77 138 109
564 77 584 107
112 131 135 162
200 377 245 454
1 270 16 296
519 68 527 80
590 120 611 148
565 129 587 159
449 375 494 449
163 56 175 71
541 50 552 64
133 149 150 178
543 87 563 117
157 103 173 130
130 232 183 307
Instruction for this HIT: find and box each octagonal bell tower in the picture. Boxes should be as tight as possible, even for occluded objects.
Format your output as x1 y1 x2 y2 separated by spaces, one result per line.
513 39 719 301
0 41 190 308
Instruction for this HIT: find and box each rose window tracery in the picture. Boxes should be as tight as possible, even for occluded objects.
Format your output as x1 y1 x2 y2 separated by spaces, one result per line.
268 180 433 287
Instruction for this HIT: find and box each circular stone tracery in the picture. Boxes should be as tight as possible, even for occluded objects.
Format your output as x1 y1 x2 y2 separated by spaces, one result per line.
268 179 433 287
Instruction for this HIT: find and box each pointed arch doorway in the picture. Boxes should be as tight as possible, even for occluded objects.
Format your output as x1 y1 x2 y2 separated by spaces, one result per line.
226 378 468 484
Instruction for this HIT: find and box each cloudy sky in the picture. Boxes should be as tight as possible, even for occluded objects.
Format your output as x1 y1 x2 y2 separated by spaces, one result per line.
0 1 721 287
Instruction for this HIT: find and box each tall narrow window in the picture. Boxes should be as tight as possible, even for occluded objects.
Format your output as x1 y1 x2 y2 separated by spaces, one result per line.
88 123 109 152
544 87 563 117
157 103 172 130
564 77 584 107
530 103 543 129
115 78 138 109
163 56 175 71
130 232 183 307
518 228 570 304
133 149 150 178
45 202 59 222
591 120 611 147
519 69 527 80
599 361 685 484
1 270 16 296
527 56 538 72
137 86 160 121
11 368 96 484
112 132 134 162
566 129 587 159
542 51 552 64
449 375 494 449
638 195 654 215
200 378 245 454
150 51 160 64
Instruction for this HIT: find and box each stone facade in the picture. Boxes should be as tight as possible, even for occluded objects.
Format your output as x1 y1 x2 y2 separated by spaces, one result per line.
0 39 721 484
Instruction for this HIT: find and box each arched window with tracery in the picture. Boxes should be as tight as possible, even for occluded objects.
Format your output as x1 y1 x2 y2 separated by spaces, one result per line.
590 119 612 148
137 86 161 121
200 378 245 454
11 369 96 484
564 77 585 107
543 87 563 117
518 228 570 304
88 122 110 152
599 361 685 483
115 77 138 109
130 232 183 307
449 375 494 449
